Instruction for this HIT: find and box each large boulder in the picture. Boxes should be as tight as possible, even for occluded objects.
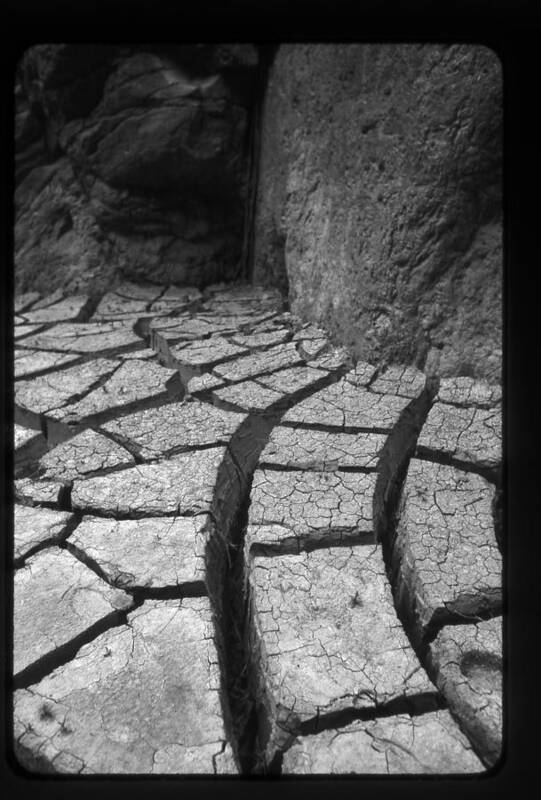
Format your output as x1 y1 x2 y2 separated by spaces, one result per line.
15 44 258 294
253 44 502 381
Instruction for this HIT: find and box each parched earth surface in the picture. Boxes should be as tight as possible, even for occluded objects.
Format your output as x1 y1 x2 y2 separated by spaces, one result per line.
12 282 503 775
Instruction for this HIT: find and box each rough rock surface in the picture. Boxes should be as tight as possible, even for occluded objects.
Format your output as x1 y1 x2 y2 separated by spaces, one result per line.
393 459 501 641
14 548 133 678
254 44 502 381
10 282 503 775
428 618 503 768
14 505 73 563
14 599 237 774
281 709 483 774
15 44 259 294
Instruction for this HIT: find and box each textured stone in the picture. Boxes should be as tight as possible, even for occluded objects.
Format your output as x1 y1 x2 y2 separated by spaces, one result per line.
101 401 245 460
67 515 208 591
213 343 302 382
249 546 434 755
282 710 483 774
260 426 386 470
256 365 331 395
71 447 230 517
19 321 142 354
21 295 90 324
428 618 502 768
39 429 135 482
281 380 411 430
47 360 181 425
369 365 427 399
254 44 502 381
394 459 501 639
169 336 249 374
15 477 64 506
14 505 73 562
15 45 258 293
15 358 119 419
436 377 502 408
211 380 283 412
14 547 133 677
14 349 80 379
416 402 501 471
249 469 376 535
14 598 237 773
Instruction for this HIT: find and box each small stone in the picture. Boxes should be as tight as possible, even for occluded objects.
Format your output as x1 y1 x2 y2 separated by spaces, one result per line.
213 343 302 382
14 477 64 506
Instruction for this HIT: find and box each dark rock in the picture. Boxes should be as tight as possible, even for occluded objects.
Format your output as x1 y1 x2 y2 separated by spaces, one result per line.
15 44 259 294
253 44 502 381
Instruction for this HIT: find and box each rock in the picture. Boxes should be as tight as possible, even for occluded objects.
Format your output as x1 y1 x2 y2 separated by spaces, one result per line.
393 459 501 641
67 515 209 592
14 547 133 678
38 429 135 482
282 709 483 774
19 321 143 354
259 426 386 470
248 468 376 539
16 45 258 293
254 44 502 381
14 477 65 507
101 401 246 460
428 618 502 768
280 377 414 430
416 401 501 473
247 545 435 765
20 295 91 324
15 358 120 427
46 359 183 436
13 598 237 774
14 505 73 563
212 342 303 383
71 447 237 520
15 349 81 379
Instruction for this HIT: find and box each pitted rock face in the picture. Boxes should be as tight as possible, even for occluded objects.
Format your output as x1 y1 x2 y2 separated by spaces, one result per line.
11 282 502 775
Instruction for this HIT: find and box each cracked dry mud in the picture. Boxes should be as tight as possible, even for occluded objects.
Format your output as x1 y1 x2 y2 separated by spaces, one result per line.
12 283 503 775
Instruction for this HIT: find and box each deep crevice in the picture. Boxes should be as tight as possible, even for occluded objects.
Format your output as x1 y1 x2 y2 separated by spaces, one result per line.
246 531 377 558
